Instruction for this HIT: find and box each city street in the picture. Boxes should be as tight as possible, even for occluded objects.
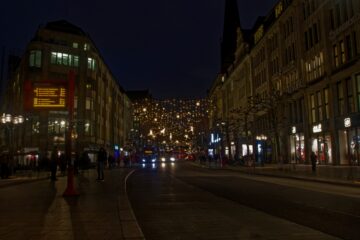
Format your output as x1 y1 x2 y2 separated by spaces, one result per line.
128 162 360 240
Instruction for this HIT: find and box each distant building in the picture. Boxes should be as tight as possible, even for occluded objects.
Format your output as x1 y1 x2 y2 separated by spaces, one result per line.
1 20 132 162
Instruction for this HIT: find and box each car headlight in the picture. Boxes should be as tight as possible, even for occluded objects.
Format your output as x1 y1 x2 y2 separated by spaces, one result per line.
161 157 166 162
170 157 175 162
152 158 156 162
142 159 146 162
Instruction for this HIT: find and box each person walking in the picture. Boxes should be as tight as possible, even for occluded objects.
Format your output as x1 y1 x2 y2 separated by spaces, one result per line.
97 147 107 181
50 146 59 181
311 151 317 173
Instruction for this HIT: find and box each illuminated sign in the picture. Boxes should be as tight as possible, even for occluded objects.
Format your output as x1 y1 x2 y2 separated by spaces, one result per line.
313 124 322 133
344 118 351 128
33 86 67 108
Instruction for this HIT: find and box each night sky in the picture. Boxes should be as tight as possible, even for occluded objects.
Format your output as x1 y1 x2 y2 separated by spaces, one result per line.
0 0 277 99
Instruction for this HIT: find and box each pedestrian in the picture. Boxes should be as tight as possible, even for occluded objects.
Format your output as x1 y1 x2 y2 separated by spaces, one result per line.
50 146 59 181
97 147 107 181
311 151 317 173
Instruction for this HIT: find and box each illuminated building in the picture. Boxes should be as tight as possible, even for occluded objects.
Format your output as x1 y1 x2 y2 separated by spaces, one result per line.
209 0 360 165
1 20 132 162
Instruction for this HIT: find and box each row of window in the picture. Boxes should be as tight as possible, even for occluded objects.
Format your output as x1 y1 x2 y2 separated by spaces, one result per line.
333 32 358 68
29 50 97 70
304 22 320 51
302 0 319 20
310 88 329 124
253 68 267 89
304 52 324 82
329 0 355 31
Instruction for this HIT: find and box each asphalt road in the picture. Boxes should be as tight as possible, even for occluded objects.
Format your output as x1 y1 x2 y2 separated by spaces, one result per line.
127 162 360 240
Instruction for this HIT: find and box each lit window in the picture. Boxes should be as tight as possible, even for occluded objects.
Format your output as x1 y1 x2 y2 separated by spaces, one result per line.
88 57 96 70
73 42 78 48
84 43 90 51
29 50 42 67
51 51 79 67
86 97 92 110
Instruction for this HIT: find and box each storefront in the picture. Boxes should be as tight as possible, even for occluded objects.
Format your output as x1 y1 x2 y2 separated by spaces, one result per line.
289 126 305 163
337 116 360 165
255 135 268 164
310 123 333 165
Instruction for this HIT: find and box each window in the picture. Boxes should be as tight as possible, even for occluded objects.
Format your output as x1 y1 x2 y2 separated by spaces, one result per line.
317 91 323 121
84 43 90 51
353 31 358 57
335 4 341 27
29 50 42 67
51 52 79 67
305 32 309 50
330 9 335 30
72 42 78 48
346 35 352 60
313 24 319 44
346 78 354 113
88 58 96 70
86 97 92 110
333 44 339 67
324 88 329 119
357 75 360 111
311 94 316 123
340 41 346 64
337 81 344 116
343 0 348 22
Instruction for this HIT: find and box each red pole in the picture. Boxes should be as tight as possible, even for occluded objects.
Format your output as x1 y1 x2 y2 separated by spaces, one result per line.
63 70 79 197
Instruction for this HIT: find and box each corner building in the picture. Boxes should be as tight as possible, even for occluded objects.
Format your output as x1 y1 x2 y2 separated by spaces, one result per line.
3 20 132 161
210 0 360 166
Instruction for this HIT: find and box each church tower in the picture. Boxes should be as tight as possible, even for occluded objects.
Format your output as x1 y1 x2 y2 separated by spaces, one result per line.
220 0 241 73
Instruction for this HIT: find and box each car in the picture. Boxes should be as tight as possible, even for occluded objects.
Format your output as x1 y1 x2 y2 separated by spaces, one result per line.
158 154 177 162
141 154 157 163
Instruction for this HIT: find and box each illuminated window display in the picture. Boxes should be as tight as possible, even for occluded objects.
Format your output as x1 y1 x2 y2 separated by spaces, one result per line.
290 133 305 163
311 134 332 164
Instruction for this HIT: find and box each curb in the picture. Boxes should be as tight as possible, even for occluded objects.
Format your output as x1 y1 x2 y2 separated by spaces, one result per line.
0 175 51 189
118 169 145 240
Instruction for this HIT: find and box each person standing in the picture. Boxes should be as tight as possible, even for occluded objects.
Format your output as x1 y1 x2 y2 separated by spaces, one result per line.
50 146 59 181
311 151 317 173
97 147 107 181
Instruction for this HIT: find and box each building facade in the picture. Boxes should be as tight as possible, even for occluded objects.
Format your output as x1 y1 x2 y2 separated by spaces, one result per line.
1 20 133 164
210 0 360 166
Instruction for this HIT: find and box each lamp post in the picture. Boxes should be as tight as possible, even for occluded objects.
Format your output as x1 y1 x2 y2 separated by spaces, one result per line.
1 113 24 176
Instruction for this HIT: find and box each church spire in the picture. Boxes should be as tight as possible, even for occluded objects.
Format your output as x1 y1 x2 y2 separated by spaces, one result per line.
221 0 241 73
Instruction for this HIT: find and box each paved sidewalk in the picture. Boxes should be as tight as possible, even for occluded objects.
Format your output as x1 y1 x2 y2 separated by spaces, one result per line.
193 161 360 187
0 168 144 240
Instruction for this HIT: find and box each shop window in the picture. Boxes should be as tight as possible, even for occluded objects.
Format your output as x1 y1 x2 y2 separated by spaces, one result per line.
324 88 330 119
29 50 42 68
346 78 354 113
337 81 344 116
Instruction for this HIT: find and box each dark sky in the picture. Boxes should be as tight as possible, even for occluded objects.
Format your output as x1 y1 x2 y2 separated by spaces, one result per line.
0 0 277 99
